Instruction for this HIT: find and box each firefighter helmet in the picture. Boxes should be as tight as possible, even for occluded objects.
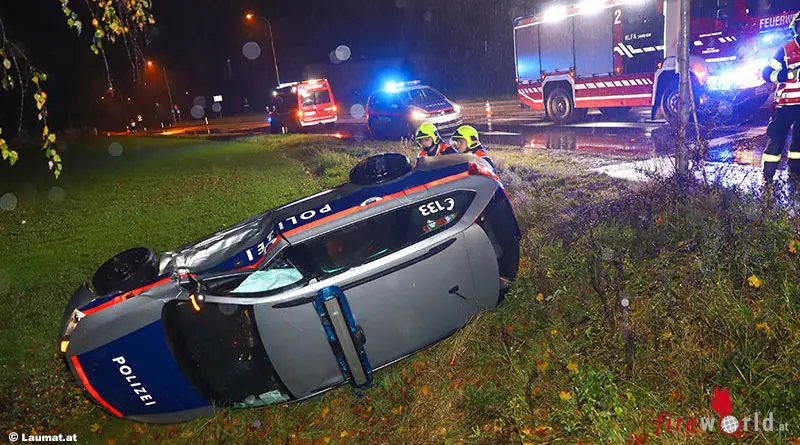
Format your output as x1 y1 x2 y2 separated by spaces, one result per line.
414 122 441 146
450 125 481 150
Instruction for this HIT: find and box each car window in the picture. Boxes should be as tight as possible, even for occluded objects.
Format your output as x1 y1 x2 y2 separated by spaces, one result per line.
398 87 446 105
294 190 476 279
202 254 306 296
231 256 304 294
300 89 332 107
163 302 292 407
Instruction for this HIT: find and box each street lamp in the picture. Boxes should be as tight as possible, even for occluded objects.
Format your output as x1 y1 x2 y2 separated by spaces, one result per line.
245 12 282 86
146 60 177 123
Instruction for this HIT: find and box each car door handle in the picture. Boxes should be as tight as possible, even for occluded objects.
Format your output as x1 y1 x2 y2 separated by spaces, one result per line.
448 285 467 300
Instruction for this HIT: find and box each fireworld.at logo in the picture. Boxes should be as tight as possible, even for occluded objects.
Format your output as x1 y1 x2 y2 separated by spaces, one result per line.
655 386 791 437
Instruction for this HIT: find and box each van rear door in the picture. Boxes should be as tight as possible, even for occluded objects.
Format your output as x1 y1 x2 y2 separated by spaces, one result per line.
297 81 337 126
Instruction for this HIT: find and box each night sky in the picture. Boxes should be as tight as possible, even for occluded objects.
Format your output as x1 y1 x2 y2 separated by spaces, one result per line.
0 0 541 131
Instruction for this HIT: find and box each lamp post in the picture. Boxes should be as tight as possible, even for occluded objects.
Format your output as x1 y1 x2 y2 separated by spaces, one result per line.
146 60 177 123
245 12 282 86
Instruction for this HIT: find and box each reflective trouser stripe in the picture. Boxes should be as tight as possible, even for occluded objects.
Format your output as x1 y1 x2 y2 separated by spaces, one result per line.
771 71 781 83
770 59 784 70
763 153 782 163
789 152 800 160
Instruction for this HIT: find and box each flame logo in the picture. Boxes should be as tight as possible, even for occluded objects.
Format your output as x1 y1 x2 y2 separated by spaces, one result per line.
711 386 733 417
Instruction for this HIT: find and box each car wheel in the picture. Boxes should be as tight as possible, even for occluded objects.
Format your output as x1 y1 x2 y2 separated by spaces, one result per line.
661 79 680 127
546 88 577 125
92 247 159 296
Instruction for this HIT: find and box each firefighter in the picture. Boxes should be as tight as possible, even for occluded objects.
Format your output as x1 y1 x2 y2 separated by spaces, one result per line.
415 122 458 158
761 11 800 182
450 125 495 169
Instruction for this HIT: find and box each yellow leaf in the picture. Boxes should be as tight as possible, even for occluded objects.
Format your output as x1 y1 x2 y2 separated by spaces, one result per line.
391 405 403 414
566 362 579 373
755 323 768 332
748 274 762 288
550 329 558 335
340 431 348 438
536 361 549 373
320 406 329 419
520 426 533 436
536 293 544 302
3 58 10 70
106 440 115 445
324 438 330 443
421 385 430 395
559 390 572 400
661 331 672 339
89 423 101 433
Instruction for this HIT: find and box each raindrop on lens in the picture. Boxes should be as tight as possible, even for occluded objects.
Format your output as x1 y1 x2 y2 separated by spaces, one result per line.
0 192 18 211
193 96 208 109
190 105 205 119
211 103 222 113
242 42 262 60
108 142 124 157
334 45 351 62
48 186 66 203
424 11 433 22
349 104 365 119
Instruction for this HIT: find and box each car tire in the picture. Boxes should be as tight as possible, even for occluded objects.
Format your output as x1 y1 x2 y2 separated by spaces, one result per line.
92 247 159 296
546 88 578 125
661 79 681 127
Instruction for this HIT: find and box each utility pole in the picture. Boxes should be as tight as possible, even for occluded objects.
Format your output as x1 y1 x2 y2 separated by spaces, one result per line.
162 66 176 124
676 0 691 175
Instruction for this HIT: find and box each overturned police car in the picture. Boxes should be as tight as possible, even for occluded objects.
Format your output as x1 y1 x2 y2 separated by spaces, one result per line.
59 152 521 423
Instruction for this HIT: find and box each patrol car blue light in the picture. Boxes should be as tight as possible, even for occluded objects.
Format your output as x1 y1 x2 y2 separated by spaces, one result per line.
59 152 520 423
367 81 463 140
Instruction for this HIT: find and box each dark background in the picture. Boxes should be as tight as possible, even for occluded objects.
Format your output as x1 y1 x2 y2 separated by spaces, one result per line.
0 0 543 132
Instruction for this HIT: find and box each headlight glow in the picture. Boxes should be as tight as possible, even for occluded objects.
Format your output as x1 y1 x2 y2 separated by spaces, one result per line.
411 110 428 120
453 104 462 113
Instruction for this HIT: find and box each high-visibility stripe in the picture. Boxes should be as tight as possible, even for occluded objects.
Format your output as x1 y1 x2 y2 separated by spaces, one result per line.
763 153 782 163
770 59 784 70
789 152 800 160
771 71 781 83
575 93 651 101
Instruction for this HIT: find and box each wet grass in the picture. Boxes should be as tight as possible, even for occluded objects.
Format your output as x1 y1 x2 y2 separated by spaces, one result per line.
2 135 800 444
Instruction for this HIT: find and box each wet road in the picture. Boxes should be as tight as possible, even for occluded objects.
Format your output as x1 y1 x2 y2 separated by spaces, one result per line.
147 102 777 178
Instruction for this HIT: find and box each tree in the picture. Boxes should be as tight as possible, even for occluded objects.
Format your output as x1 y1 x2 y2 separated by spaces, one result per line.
0 0 155 177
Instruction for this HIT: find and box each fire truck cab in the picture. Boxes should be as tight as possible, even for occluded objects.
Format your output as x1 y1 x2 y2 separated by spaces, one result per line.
513 0 799 126
269 79 338 134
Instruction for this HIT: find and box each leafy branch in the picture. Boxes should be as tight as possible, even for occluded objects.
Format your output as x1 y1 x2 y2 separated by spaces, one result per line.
0 0 155 176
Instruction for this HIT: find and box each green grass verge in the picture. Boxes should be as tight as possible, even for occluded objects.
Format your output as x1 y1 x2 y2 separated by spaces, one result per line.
2 135 800 444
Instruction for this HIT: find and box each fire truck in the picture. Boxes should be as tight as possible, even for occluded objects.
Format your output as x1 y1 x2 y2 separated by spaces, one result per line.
513 0 799 125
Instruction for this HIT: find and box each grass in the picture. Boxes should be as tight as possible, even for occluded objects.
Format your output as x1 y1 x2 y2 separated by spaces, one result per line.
2 134 800 444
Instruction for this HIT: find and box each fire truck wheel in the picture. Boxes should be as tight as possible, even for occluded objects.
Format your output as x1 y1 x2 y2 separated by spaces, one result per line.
546 88 576 125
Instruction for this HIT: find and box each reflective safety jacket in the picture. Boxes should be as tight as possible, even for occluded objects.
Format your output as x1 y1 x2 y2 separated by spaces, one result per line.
763 38 800 107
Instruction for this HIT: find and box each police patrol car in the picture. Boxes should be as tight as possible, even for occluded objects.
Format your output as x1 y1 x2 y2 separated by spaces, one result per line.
59 152 520 423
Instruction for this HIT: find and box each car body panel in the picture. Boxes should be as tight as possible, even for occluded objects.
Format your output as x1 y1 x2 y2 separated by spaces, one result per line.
70 320 211 418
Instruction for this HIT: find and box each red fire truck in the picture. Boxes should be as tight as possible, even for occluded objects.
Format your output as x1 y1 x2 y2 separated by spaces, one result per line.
513 0 799 125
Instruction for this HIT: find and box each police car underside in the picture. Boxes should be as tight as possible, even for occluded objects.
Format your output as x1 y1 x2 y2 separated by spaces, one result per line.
61 153 520 423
